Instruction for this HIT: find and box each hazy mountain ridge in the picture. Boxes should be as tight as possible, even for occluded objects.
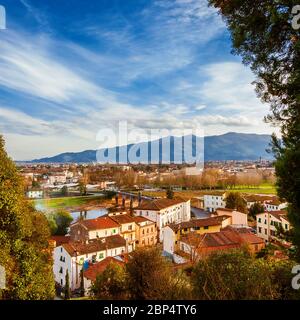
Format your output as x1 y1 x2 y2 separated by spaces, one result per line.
30 132 273 163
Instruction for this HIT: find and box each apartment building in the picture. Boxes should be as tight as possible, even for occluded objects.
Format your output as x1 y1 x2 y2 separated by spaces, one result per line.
134 198 191 241
256 210 290 242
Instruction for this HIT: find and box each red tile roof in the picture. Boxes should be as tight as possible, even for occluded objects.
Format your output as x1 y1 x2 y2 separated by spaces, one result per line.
62 235 126 256
50 235 70 246
135 198 187 211
109 213 136 225
83 257 125 282
72 216 120 231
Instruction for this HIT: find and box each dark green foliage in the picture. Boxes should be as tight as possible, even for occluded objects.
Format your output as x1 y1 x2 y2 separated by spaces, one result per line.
209 0 300 257
166 188 174 199
191 249 300 300
64 270 71 300
0 136 55 299
91 262 127 300
249 202 265 218
225 192 247 213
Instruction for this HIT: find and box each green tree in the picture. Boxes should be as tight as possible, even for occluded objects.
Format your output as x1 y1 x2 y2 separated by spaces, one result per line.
225 192 247 213
0 136 55 299
191 249 300 300
53 210 73 236
61 185 69 197
249 202 265 218
208 0 300 257
91 262 127 300
126 247 173 300
166 187 174 199
80 268 85 297
79 181 87 196
64 270 71 300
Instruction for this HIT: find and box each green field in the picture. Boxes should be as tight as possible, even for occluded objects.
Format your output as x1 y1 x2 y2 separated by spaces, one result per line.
33 195 105 212
136 183 276 199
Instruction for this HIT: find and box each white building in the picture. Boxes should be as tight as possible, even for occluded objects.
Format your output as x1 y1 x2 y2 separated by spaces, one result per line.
26 189 43 199
264 200 287 212
134 198 191 241
53 235 126 291
203 192 226 212
256 211 290 242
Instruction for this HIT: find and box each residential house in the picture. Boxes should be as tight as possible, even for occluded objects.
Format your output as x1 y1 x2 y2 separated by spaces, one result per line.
163 215 231 256
69 216 120 242
264 199 288 212
134 198 191 241
133 216 158 247
178 228 265 262
214 208 248 227
109 212 136 252
53 235 126 291
256 210 291 242
203 192 226 212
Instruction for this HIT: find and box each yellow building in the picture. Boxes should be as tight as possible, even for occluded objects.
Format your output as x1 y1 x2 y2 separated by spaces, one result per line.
109 212 137 252
163 215 231 255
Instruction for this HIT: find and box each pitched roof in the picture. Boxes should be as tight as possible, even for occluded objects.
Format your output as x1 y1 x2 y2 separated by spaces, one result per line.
83 257 125 282
50 235 70 246
168 216 230 232
133 216 156 225
180 228 264 249
72 216 120 231
109 213 136 225
268 210 288 221
135 198 186 211
62 235 126 257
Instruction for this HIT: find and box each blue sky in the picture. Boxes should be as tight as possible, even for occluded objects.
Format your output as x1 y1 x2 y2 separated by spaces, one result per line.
0 0 276 160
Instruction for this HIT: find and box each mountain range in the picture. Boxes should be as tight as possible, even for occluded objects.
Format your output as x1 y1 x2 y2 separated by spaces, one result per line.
30 132 273 163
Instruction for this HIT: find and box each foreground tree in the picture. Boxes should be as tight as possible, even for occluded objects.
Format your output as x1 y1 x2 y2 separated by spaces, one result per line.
225 192 247 213
126 248 173 300
191 249 300 300
0 136 55 299
208 0 300 257
91 262 127 300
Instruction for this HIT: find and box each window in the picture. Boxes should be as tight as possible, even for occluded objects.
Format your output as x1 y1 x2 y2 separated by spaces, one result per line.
128 225 132 231
265 229 267 235
99 253 104 259
264 219 267 224
258 227 262 233
285 224 288 230
59 267 63 274
204 226 209 230
112 229 116 234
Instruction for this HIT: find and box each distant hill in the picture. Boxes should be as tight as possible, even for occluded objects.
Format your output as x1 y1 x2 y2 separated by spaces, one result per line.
30 132 273 163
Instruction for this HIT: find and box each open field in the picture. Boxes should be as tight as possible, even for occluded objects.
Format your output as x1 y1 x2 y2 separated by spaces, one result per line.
32 195 109 212
136 183 276 200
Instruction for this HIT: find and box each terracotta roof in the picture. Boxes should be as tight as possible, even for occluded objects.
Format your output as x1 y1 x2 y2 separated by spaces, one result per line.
268 210 288 221
109 213 136 225
180 228 264 248
72 216 120 231
168 216 230 232
62 235 126 257
50 235 70 246
83 257 125 282
243 194 276 203
133 216 156 225
135 198 187 211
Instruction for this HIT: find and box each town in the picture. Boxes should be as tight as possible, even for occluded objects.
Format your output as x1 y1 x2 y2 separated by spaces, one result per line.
16 160 293 298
